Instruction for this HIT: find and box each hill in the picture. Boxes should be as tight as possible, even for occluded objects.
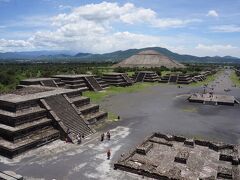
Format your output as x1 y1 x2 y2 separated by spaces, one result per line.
0 47 240 64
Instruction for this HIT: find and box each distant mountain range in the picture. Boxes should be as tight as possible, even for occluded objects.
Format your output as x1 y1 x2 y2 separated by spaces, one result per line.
0 47 240 64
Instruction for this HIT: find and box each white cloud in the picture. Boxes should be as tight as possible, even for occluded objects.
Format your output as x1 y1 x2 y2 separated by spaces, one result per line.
211 25 240 32
207 10 219 17
0 2 201 53
195 44 239 56
52 2 199 28
0 39 33 52
58 5 72 10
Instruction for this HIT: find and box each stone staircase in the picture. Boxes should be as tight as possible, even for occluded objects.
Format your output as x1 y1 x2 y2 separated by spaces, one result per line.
84 76 103 91
121 73 133 84
0 101 60 158
44 95 93 142
67 92 107 125
94 76 109 89
168 75 178 83
41 80 57 87
135 72 145 82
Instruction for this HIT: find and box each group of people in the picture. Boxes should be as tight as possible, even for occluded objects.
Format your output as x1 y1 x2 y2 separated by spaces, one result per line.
100 131 112 160
77 133 85 144
101 131 111 141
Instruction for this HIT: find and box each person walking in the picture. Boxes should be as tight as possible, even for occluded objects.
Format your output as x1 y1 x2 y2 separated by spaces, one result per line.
107 131 111 141
77 133 81 144
101 133 104 141
107 149 111 160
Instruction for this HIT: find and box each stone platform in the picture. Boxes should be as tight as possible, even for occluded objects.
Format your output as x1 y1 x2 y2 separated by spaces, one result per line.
114 133 240 179
0 85 107 158
188 93 239 106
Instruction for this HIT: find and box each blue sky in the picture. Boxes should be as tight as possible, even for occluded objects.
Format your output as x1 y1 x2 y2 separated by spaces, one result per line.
0 0 240 57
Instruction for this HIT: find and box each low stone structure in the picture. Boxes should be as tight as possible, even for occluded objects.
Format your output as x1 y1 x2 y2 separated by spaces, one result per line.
0 85 107 158
188 93 239 106
102 73 133 86
53 74 108 91
20 75 109 92
20 77 64 88
159 73 192 84
132 71 159 82
114 132 240 179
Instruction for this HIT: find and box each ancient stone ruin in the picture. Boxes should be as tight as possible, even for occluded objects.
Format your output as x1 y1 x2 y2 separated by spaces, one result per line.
159 73 192 84
102 73 133 86
114 132 240 179
132 71 159 82
188 93 239 106
0 85 107 158
114 50 185 69
159 71 215 84
20 75 109 92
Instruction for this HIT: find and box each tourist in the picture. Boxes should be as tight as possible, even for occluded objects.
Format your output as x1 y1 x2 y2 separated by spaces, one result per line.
101 133 105 141
107 131 111 140
107 149 111 160
82 133 85 139
77 134 81 144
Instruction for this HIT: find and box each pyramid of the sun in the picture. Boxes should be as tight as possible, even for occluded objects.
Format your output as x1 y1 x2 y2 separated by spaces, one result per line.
114 50 185 68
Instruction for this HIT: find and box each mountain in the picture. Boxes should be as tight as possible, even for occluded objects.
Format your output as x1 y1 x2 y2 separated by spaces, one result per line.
0 50 76 59
0 47 240 64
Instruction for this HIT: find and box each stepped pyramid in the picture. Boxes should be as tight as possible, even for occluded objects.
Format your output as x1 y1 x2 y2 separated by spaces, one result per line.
114 50 185 69
0 85 107 158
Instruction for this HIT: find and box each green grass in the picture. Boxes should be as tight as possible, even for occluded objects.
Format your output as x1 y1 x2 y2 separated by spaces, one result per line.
83 82 159 103
230 71 240 87
189 73 218 87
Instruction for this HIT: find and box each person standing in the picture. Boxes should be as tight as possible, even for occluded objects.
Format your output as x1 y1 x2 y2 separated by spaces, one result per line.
107 149 111 160
101 133 104 141
107 131 111 141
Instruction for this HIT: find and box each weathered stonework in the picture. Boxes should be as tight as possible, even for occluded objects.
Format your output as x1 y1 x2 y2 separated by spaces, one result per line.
114 132 240 179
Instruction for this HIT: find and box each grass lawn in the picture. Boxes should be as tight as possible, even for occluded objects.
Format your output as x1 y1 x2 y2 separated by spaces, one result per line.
189 72 220 87
83 82 159 103
230 71 240 87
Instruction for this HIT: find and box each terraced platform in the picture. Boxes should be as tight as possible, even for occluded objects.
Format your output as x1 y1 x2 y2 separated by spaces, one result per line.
188 93 239 106
0 86 107 158
114 133 240 179
53 74 105 91
133 71 159 82
102 73 133 86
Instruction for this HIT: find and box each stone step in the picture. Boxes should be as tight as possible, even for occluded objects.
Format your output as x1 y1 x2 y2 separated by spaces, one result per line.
44 95 92 142
0 127 60 158
85 111 108 124
69 96 90 104
0 118 53 141
65 84 88 89
61 79 85 84
84 76 103 91
78 104 99 115
0 107 48 126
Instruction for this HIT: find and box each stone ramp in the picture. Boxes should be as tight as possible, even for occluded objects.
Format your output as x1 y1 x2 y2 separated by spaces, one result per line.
121 74 133 84
135 72 145 82
84 76 103 91
41 80 57 87
45 95 92 142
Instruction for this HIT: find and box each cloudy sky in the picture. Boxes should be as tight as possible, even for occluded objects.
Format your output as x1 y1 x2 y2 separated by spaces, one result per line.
0 0 240 57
